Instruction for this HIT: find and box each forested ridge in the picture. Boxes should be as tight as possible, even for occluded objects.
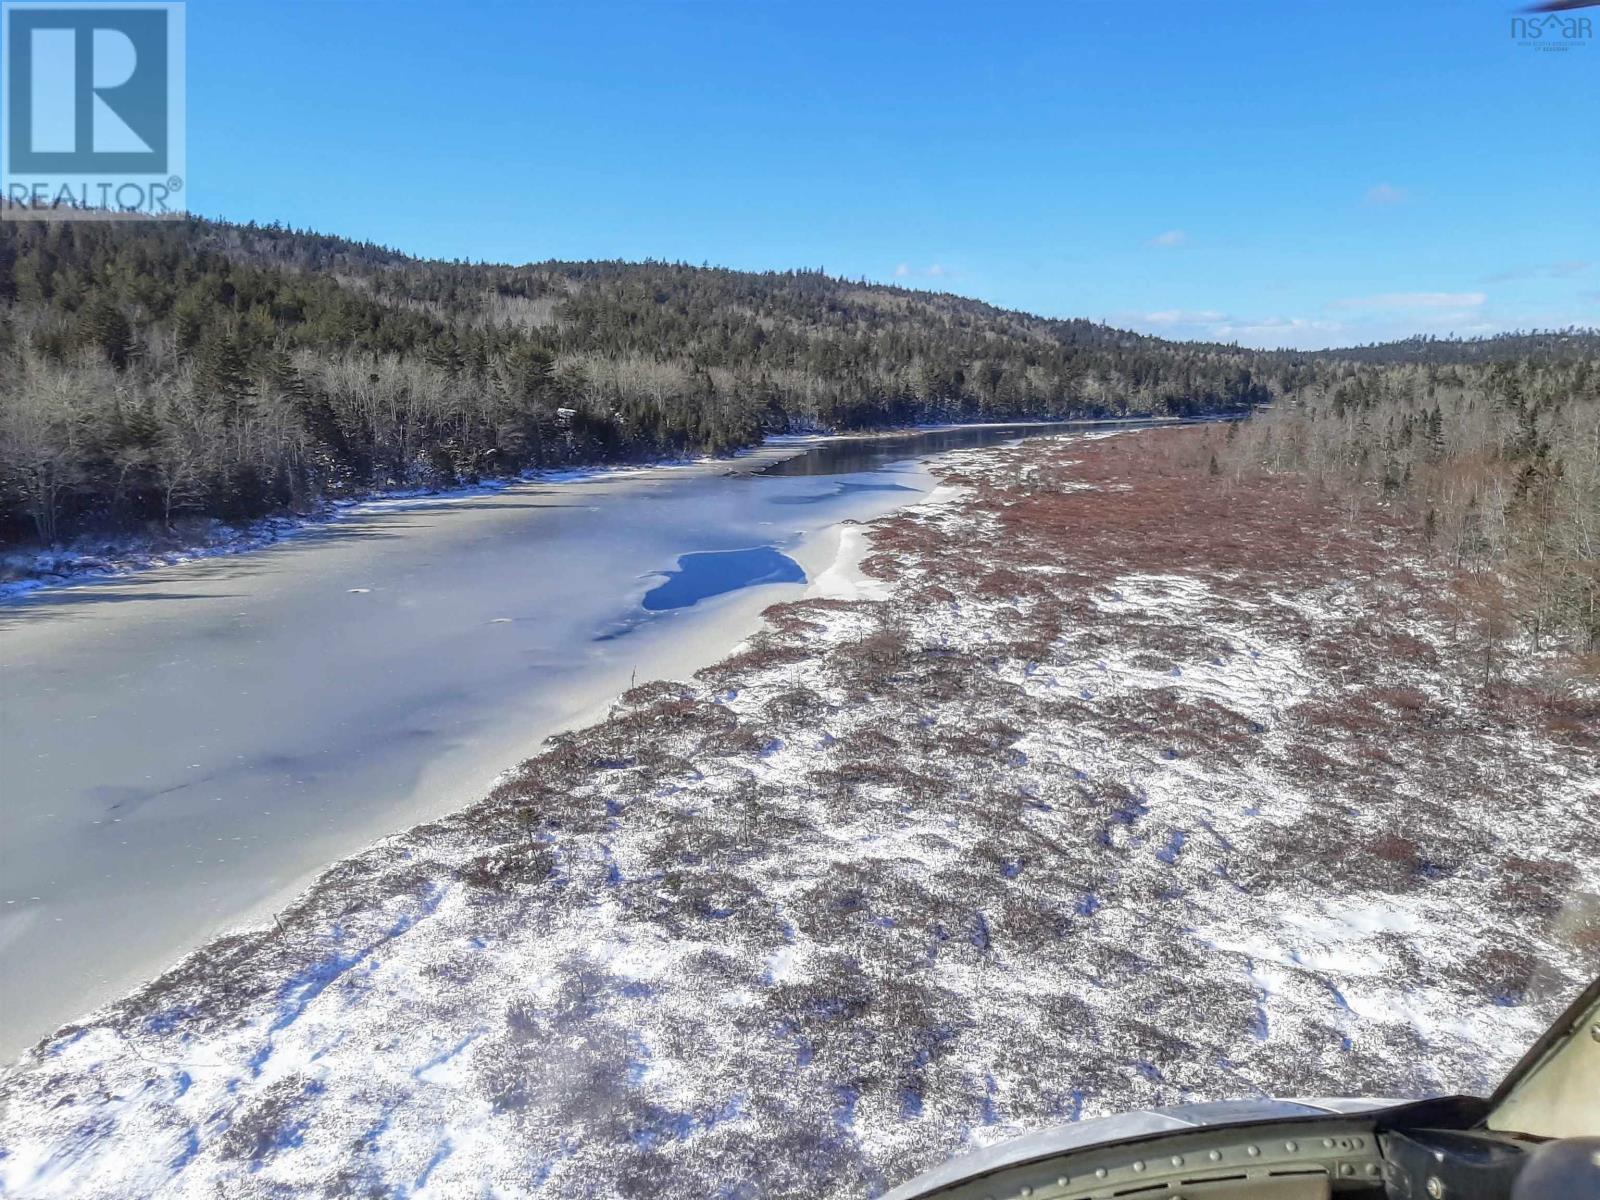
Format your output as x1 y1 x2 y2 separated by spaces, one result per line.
0 216 1596 558
1213 355 1600 652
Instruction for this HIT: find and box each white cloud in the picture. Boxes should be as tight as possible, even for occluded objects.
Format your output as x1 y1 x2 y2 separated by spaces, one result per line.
894 263 948 280
1485 261 1590 283
1119 291 1591 350
1364 183 1408 206
1120 309 1346 348
1146 229 1186 248
1329 291 1486 312
1139 309 1228 326
1217 316 1345 339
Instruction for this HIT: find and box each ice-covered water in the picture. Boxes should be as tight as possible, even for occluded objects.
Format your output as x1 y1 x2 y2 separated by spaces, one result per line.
0 426 1112 1056
759 420 1146 476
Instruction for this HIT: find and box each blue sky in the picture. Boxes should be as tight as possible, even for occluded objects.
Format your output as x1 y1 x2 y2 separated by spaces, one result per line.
186 0 1597 348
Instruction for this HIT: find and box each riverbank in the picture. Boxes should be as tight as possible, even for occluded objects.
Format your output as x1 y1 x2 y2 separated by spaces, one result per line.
0 445 806 602
0 437 958 1059
0 419 1182 602
2 427 1594 1199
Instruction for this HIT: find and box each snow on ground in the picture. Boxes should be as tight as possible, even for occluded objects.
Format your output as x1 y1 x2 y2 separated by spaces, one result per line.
0 446 800 601
808 525 893 603
0 432 1595 1199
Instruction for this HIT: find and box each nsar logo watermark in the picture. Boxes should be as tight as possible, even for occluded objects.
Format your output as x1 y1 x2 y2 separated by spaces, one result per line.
1511 9 1593 50
2 1 185 219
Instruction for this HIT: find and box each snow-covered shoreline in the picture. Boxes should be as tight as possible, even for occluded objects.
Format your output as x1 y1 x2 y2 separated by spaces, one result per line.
0 447 800 602
0 419 1177 603
1 430 967 1060
2 429 1592 1200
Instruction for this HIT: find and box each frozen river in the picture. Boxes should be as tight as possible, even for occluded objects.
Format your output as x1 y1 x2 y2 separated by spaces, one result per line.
0 421 1127 1056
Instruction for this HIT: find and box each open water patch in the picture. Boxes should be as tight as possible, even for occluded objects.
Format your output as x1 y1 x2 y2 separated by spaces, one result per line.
641 547 805 611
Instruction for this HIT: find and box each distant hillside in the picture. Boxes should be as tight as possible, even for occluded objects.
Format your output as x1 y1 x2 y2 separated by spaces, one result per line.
0 215 1596 546
1285 330 1600 366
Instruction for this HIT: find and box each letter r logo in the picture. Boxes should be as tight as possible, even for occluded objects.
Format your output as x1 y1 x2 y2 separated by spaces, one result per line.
5 4 169 173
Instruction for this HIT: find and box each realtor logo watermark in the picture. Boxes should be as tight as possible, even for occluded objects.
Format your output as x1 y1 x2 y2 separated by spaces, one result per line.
2 2 185 218
1511 9 1592 50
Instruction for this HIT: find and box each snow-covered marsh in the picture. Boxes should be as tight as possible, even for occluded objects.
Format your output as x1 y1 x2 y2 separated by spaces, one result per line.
1 430 1594 1200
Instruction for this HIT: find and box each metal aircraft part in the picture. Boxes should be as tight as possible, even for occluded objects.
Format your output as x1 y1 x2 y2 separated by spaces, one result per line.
881 977 1600 1200
880 1099 1427 1200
